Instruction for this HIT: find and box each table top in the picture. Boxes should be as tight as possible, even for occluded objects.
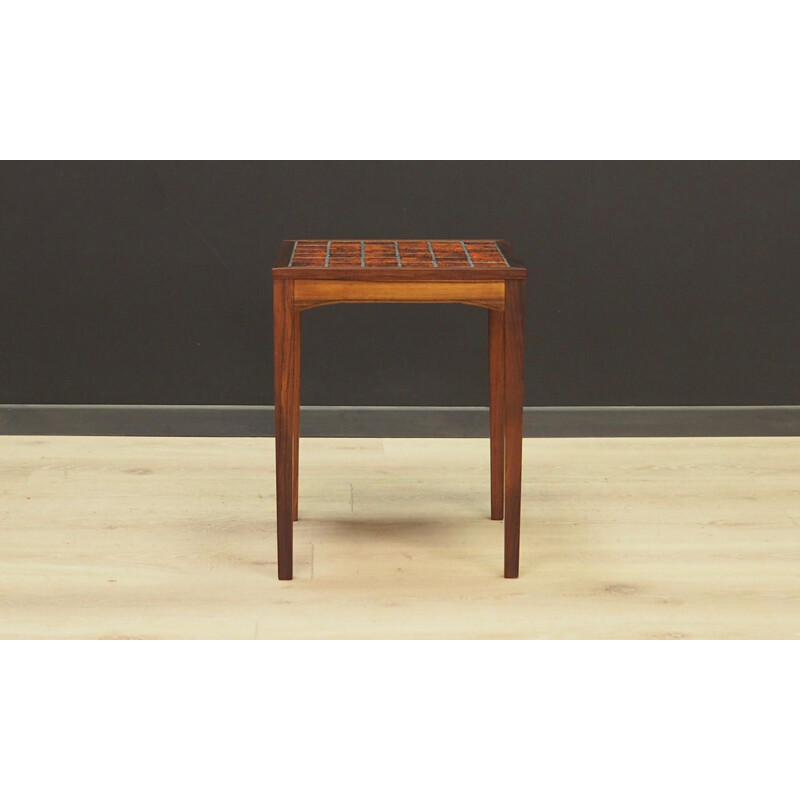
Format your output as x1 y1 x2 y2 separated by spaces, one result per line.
273 239 525 280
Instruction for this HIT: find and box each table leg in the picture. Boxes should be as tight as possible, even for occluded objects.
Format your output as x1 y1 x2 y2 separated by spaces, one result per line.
274 279 297 579
503 281 524 578
292 311 300 522
489 309 505 520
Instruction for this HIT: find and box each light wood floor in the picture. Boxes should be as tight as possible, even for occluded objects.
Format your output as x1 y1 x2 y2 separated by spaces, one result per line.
1 435 799 639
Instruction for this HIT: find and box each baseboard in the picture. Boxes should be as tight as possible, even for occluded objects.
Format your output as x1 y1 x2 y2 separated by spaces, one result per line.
1 404 800 437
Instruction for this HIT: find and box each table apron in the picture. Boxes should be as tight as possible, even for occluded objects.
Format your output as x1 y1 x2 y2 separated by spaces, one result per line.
292 279 506 310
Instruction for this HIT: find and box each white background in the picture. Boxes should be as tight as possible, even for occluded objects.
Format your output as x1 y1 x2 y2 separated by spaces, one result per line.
2 1 798 797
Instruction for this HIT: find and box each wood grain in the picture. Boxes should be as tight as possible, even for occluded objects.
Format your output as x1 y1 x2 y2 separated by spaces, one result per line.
503 280 525 577
292 311 300 522
275 268 525 282
293 279 506 310
489 309 505 520
273 279 296 578
2 435 799 639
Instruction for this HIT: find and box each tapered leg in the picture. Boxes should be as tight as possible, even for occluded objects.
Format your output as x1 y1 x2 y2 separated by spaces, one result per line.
489 309 505 520
274 278 297 579
292 311 301 522
503 280 525 578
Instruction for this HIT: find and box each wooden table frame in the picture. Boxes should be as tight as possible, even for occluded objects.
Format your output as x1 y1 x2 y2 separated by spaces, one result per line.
273 239 526 579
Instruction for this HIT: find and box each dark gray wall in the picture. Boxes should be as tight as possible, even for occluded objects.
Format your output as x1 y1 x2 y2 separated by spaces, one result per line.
2 161 798 406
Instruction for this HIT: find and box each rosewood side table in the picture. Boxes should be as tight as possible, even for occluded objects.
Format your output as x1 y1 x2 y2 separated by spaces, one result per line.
272 239 526 579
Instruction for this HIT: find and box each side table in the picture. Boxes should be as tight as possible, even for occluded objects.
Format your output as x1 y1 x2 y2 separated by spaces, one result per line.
273 239 526 579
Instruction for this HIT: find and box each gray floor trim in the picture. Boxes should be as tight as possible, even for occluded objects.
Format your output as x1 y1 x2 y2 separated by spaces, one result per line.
1 404 800 437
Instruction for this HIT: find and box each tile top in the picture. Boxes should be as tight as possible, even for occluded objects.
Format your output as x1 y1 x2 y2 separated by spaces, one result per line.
273 239 525 278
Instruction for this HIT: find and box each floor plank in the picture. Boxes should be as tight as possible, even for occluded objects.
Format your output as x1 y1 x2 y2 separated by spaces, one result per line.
1 435 799 639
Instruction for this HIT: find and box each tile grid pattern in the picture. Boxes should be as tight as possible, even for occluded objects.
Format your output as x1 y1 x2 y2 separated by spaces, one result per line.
288 239 511 269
